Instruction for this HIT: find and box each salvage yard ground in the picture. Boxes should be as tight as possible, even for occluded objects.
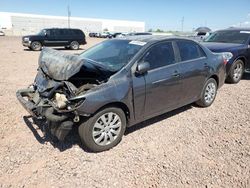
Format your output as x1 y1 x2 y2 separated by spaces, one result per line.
0 36 249 188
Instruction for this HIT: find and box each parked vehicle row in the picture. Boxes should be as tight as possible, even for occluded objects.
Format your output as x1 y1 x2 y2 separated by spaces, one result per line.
22 28 87 51
89 32 152 38
17 36 227 152
89 32 121 38
0 30 5 36
117 32 152 38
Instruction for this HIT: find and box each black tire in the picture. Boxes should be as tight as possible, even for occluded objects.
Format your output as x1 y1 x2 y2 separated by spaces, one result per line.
226 59 244 84
70 41 79 50
30 41 42 51
64 46 70 50
196 78 218 107
78 107 126 152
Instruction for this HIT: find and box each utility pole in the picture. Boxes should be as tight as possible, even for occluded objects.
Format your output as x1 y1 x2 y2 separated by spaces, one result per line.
181 16 184 33
67 5 71 28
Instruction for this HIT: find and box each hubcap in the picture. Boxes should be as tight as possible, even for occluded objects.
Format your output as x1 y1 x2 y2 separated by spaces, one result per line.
71 41 78 49
233 63 243 80
32 42 40 50
92 112 122 146
204 82 216 104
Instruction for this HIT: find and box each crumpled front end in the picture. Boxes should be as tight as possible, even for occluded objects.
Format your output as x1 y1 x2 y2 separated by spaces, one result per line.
16 48 108 141
16 74 91 141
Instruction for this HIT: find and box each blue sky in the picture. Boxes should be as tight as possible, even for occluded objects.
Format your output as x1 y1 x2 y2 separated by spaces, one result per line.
1 0 250 31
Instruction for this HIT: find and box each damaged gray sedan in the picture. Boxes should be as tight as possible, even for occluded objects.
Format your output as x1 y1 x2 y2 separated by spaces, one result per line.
17 36 226 152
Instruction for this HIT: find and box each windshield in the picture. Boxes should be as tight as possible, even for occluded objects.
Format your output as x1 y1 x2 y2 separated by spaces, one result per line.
79 40 144 72
204 30 250 44
37 29 46 36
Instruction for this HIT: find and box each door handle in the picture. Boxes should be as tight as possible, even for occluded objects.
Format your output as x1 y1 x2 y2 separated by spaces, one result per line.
172 71 180 78
204 63 209 68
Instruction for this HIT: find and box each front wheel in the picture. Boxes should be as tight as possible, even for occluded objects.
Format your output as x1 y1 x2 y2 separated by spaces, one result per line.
30 41 42 51
78 107 126 152
196 78 218 107
226 60 244 84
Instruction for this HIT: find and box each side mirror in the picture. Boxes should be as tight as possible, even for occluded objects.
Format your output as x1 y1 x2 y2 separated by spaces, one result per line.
136 61 150 75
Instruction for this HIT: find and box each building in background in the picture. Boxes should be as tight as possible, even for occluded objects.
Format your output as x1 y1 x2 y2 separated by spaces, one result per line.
0 12 145 36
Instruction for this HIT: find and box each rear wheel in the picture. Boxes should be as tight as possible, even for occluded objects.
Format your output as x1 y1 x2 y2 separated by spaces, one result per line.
70 41 79 50
30 41 42 51
226 59 244 84
78 107 126 152
196 78 217 107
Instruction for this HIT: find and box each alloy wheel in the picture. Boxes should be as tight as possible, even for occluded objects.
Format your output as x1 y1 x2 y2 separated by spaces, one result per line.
31 42 41 51
204 82 216 104
70 41 79 50
233 63 243 80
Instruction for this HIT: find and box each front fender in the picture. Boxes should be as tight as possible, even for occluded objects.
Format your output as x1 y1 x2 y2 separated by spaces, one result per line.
75 75 133 116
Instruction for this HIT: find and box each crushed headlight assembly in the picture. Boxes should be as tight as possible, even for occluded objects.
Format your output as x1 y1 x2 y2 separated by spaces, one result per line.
68 96 86 110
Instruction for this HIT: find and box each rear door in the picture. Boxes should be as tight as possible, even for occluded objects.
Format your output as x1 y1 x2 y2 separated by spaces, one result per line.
44 29 61 46
175 40 208 104
142 41 182 118
58 29 71 46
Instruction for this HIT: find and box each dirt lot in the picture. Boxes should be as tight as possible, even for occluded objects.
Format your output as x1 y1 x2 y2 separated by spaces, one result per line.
0 36 249 188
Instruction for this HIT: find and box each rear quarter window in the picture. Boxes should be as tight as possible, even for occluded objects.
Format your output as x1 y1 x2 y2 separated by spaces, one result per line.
72 29 84 36
177 40 206 61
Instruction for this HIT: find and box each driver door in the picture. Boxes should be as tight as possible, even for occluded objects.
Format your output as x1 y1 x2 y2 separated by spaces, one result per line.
132 41 182 120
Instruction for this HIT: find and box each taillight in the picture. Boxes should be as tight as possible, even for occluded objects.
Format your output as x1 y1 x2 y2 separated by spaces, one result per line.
223 59 228 65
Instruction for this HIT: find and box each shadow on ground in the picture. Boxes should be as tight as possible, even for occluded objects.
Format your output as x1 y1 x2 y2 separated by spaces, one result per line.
125 104 192 135
242 73 250 80
23 47 85 52
23 116 86 152
23 104 193 152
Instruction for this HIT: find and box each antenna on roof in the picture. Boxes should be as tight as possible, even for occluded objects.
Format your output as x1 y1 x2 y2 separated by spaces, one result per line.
67 5 71 28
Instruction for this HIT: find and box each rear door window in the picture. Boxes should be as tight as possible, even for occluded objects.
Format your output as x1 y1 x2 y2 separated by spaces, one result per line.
50 29 60 36
144 42 176 70
176 40 206 61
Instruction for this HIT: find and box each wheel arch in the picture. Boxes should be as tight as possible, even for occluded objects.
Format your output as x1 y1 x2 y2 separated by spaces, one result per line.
209 74 219 87
235 56 246 68
94 102 131 124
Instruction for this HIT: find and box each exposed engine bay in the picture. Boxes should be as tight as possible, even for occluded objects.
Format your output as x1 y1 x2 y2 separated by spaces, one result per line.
17 48 114 141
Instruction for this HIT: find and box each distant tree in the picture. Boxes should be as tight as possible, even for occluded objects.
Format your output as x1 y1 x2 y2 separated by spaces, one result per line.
148 28 153 32
156 28 164 33
103 28 109 32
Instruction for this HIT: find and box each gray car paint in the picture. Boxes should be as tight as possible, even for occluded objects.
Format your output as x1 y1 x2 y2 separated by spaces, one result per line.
71 36 225 127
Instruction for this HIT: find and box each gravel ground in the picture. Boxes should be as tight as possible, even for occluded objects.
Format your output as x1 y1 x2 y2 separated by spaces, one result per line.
0 36 249 188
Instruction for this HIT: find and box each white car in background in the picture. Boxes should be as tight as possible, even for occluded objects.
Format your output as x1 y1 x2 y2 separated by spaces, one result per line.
0 31 5 36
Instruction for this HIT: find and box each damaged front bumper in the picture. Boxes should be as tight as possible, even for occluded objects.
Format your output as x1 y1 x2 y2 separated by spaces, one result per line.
16 88 38 118
16 87 78 141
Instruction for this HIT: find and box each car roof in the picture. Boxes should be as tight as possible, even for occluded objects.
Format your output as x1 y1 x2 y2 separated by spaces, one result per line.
44 28 81 30
122 35 195 43
217 27 250 32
